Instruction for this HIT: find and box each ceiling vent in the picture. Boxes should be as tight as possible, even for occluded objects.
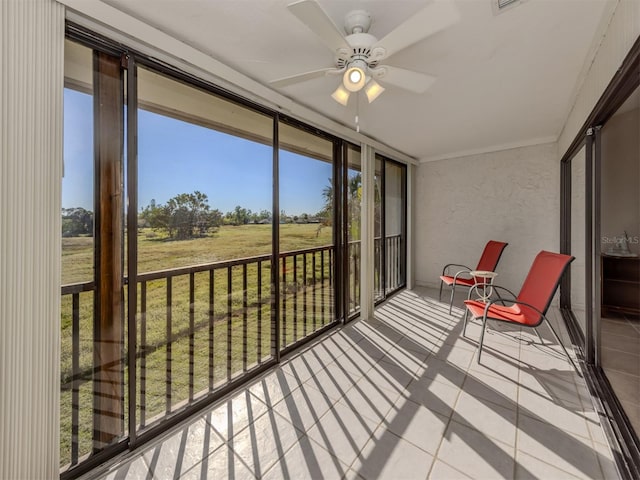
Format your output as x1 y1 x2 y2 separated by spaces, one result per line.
492 0 528 15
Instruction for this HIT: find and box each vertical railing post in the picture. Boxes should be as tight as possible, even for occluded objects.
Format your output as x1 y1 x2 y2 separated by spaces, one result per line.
188 272 195 401
312 253 317 331
257 262 262 363
227 267 233 381
71 292 80 465
165 277 172 413
208 270 215 390
140 282 147 427
303 253 308 336
282 256 287 348
321 250 325 326
293 255 298 342
242 264 248 371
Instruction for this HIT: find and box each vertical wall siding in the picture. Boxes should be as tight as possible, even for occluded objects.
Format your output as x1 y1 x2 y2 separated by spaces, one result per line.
559 0 640 154
0 0 64 478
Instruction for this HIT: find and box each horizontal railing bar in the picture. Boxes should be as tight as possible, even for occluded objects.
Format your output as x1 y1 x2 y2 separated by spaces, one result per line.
137 253 273 281
61 240 401 292
61 281 95 295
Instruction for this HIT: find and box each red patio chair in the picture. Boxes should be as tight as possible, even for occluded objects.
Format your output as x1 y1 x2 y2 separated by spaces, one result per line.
463 250 578 372
439 240 508 314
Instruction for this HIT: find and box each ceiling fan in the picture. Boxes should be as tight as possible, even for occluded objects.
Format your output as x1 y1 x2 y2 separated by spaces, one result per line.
270 0 460 106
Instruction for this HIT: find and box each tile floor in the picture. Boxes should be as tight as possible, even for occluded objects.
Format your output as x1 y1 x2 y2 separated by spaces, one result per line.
85 287 619 479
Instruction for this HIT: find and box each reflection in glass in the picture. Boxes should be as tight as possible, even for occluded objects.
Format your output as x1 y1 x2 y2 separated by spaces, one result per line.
599 86 640 436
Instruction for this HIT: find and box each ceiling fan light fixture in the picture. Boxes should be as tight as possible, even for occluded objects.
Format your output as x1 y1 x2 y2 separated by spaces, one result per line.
331 84 350 106
343 65 366 92
364 79 385 103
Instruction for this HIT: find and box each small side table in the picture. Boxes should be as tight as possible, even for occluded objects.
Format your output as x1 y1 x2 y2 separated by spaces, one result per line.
469 270 498 302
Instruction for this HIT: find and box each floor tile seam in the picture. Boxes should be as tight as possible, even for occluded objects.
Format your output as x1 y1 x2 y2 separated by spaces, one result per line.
376 352 427 379
424 361 469 479
446 415 517 450
516 407 595 442
428 458 474 480
248 431 324 480
383 397 451 456
513 449 584 480
344 422 434 480
294 432 354 476
305 344 351 366
302 371 355 404
334 389 398 426
248 383 302 411
342 418 384 475
206 403 271 443
337 358 377 378
175 441 239 480
226 409 305 479
456 385 519 413
353 370 407 399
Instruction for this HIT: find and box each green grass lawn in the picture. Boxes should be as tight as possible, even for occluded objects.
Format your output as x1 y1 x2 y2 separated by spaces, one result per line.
60 223 338 467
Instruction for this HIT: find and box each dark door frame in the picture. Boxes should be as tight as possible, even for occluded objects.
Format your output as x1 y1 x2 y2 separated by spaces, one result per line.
559 35 640 480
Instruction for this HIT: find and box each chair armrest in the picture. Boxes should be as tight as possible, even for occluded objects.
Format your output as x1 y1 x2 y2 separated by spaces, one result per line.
490 285 518 304
442 263 472 276
482 298 547 325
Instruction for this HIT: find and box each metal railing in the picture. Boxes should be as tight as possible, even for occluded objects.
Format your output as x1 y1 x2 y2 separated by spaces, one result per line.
60 235 403 467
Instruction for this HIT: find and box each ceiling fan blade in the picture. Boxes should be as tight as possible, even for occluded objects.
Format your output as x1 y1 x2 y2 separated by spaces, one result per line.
370 66 436 94
373 0 460 59
270 67 341 88
288 0 350 53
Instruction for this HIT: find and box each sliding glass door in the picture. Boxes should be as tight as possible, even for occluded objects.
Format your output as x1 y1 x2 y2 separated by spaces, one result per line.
61 30 407 477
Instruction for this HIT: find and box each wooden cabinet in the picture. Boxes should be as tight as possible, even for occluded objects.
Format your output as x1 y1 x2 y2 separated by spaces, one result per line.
602 255 640 316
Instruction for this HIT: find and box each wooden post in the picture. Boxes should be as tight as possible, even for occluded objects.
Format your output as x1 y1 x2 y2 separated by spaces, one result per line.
93 51 124 450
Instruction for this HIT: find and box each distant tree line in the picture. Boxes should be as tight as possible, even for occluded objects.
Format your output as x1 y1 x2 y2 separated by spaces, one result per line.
62 207 93 237
63 190 331 241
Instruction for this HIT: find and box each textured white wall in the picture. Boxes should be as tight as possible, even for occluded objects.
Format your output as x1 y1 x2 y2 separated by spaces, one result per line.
415 143 559 294
0 0 64 478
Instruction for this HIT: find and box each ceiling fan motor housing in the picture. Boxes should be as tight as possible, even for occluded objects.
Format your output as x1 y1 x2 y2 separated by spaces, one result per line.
344 9 372 35
336 31 379 69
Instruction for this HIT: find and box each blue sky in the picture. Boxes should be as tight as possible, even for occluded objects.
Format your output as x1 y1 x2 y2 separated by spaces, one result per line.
62 88 332 216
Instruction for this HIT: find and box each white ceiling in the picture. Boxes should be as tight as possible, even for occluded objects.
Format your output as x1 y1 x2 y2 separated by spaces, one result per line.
101 0 612 161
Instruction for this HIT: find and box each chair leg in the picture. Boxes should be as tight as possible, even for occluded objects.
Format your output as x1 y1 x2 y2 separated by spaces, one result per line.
545 319 581 375
477 316 488 364
438 280 443 302
462 309 470 338
448 283 456 314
